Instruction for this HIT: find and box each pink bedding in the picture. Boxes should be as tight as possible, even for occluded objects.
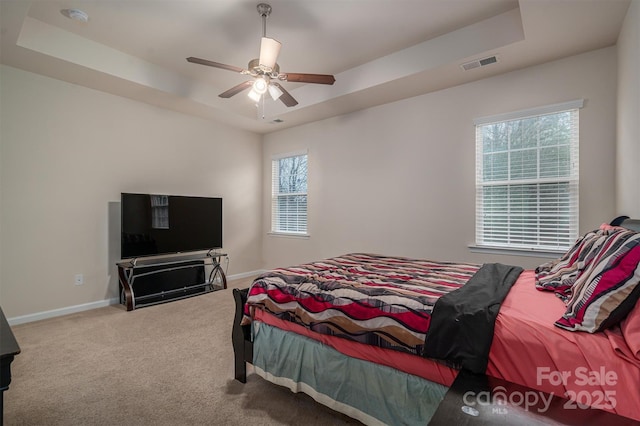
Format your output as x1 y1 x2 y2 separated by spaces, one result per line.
489 270 640 421
253 269 640 421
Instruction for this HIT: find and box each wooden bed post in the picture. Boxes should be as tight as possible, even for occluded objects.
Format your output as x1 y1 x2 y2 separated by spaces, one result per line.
232 288 253 383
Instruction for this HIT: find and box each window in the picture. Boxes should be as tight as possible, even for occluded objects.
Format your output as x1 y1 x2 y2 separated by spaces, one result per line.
475 100 582 253
271 152 308 234
150 194 169 229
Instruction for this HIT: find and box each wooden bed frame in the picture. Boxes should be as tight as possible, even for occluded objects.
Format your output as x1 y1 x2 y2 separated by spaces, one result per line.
232 287 252 383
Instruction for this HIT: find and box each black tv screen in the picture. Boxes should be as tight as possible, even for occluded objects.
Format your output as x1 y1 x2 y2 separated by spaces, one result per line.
121 193 222 259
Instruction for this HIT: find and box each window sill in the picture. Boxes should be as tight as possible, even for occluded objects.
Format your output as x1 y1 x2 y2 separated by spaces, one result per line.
468 245 564 259
268 232 310 239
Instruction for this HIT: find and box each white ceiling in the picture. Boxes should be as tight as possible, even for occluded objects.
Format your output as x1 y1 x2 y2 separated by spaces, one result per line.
0 0 631 134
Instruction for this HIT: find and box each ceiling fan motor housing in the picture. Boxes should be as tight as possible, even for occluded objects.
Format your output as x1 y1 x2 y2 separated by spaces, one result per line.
248 58 279 76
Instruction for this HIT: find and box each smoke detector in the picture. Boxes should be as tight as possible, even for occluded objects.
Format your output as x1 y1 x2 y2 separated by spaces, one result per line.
61 9 89 23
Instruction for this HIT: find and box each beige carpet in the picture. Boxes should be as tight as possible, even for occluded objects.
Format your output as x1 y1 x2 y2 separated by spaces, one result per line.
4 276 359 425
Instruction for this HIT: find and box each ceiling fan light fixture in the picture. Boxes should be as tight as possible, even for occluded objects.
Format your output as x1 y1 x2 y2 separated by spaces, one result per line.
252 76 269 94
268 84 283 100
259 37 281 70
247 88 262 102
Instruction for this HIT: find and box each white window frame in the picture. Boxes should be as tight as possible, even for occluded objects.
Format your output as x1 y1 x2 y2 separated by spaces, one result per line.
472 100 583 257
270 151 309 237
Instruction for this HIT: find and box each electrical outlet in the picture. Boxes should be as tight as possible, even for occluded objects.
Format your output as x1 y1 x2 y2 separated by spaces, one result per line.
74 274 84 286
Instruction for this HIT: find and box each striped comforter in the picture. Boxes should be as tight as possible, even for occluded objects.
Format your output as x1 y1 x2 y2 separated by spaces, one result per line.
244 253 480 355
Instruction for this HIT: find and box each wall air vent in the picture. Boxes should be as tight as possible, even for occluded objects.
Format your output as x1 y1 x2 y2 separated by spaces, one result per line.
461 55 498 71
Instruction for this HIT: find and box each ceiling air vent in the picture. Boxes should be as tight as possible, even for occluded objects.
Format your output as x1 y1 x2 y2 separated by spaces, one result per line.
461 55 498 71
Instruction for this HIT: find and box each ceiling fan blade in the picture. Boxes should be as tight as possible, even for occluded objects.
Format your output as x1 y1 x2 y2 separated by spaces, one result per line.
280 73 336 85
272 82 298 107
186 57 244 73
259 37 281 70
219 81 254 98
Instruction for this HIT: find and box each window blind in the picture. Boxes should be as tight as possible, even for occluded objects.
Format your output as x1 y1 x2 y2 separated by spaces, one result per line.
271 153 308 234
475 101 581 252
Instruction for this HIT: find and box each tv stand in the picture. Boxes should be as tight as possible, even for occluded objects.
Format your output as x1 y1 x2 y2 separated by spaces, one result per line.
117 251 227 311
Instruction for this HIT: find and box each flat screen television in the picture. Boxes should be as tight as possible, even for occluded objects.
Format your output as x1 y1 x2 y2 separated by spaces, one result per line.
121 193 222 259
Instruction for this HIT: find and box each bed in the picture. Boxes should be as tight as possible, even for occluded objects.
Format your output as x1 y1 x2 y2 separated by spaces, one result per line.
232 217 640 425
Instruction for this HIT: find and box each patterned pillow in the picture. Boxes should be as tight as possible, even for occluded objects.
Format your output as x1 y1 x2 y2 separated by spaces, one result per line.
535 229 608 301
555 228 640 333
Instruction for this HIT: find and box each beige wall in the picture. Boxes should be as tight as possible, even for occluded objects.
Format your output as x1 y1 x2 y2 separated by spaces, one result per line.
0 65 263 318
617 0 640 217
262 47 618 271
0 43 625 320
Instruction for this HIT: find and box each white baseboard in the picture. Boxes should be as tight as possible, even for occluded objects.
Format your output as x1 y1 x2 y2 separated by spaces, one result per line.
227 269 265 280
7 269 265 326
8 298 120 326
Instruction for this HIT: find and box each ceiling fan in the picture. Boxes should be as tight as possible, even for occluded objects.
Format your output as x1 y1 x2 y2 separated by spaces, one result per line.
187 3 336 108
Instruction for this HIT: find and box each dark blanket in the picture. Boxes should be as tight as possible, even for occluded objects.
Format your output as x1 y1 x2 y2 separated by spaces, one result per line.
422 263 523 374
